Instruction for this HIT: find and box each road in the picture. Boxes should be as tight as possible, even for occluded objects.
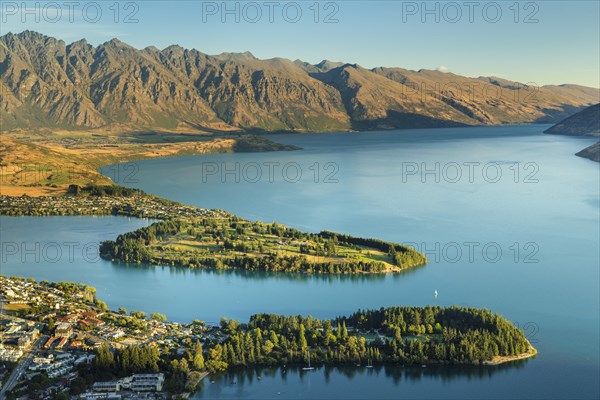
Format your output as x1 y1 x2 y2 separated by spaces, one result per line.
0 335 47 400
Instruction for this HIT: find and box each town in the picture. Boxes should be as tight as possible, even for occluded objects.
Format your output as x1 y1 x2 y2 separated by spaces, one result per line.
0 276 225 399
0 185 226 220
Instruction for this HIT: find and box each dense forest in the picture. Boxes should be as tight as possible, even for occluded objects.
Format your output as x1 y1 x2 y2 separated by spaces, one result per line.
88 306 532 385
99 218 427 274
205 306 531 371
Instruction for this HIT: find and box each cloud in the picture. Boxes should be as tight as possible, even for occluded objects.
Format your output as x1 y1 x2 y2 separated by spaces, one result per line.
436 66 449 73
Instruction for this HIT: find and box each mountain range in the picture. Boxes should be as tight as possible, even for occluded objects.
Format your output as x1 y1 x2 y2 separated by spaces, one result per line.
1 31 599 133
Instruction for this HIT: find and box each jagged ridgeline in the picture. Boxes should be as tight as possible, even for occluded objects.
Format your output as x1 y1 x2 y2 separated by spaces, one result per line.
100 218 427 274
2 31 598 132
209 306 533 371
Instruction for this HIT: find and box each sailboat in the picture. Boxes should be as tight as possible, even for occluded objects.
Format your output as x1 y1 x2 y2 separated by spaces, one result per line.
302 351 315 371
366 358 374 368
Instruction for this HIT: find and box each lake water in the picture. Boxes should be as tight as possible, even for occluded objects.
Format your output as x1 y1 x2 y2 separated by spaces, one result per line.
1 125 598 398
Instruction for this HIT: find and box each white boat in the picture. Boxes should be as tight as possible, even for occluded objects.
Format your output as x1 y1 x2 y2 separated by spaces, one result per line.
302 351 315 371
366 358 374 368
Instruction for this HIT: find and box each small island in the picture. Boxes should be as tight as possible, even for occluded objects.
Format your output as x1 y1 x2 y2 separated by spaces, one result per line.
0 276 536 399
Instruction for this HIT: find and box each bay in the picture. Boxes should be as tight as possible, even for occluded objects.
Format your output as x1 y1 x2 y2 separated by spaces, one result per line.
2 125 598 398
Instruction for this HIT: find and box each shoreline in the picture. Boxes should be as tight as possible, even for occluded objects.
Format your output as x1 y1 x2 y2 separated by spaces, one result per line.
0 132 300 197
483 342 537 366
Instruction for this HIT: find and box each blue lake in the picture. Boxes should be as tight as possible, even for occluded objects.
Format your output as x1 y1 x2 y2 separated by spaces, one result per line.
1 125 598 398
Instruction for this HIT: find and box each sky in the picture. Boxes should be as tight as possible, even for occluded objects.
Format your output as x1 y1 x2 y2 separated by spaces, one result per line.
1 0 599 87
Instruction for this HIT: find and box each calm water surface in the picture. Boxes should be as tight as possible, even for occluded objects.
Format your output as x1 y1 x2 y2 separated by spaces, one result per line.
1 125 598 399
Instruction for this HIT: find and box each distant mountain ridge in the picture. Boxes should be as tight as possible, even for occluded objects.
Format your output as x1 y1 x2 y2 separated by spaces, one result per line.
1 30 599 133
544 103 600 136
544 104 600 162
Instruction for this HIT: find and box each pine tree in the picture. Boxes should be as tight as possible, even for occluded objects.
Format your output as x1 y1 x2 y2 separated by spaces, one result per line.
96 343 114 369
394 327 402 343
227 343 236 364
341 321 349 340
192 341 205 370
299 324 308 352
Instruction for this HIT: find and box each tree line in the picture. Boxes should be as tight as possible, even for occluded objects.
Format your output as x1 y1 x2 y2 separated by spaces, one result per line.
203 306 531 371
319 231 427 268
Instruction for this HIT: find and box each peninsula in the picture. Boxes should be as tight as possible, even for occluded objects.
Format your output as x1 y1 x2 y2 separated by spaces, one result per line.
0 276 536 399
544 103 600 162
1 185 427 275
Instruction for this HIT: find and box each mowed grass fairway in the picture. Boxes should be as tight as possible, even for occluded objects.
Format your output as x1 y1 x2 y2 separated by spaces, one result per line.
157 229 399 271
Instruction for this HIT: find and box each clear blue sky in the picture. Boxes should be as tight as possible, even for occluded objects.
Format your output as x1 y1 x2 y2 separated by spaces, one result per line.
1 0 599 87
